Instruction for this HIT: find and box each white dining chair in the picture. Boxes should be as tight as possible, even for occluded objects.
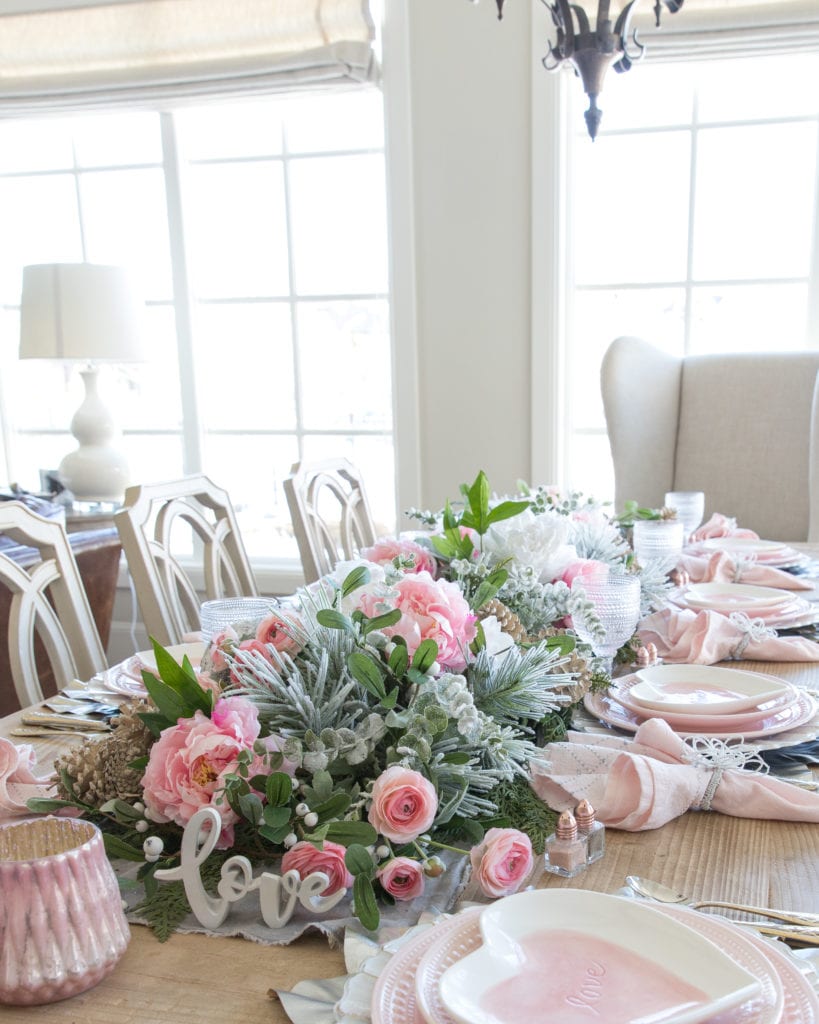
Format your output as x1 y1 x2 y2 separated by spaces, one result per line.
284 458 377 583
0 502 108 707
601 336 819 542
115 475 258 646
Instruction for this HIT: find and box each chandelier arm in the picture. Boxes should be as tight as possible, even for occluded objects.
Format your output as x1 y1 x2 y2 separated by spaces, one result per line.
570 2 591 35
613 0 637 38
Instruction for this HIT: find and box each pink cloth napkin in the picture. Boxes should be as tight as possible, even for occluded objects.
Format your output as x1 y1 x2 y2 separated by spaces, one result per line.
0 737 55 820
691 513 759 543
638 606 819 664
680 551 812 592
530 718 819 830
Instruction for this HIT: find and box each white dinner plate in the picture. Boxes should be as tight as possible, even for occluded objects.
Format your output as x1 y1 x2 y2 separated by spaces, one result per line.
120 641 206 681
630 665 793 714
682 583 793 613
438 891 760 1024
702 538 790 556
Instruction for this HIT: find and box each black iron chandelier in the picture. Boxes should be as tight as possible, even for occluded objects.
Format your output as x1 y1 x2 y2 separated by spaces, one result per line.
475 0 685 139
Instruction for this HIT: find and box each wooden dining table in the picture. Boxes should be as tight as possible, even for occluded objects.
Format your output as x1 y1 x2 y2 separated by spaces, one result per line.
3 656 819 1022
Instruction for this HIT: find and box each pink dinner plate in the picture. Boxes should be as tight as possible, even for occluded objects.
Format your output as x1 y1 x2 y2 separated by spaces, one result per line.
403 903 787 1024
610 675 799 731
583 688 817 740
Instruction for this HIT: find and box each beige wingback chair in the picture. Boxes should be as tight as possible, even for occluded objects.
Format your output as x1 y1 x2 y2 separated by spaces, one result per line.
601 337 819 542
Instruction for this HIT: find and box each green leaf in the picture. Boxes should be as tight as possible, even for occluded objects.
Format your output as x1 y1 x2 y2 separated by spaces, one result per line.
301 824 330 843
141 671 189 728
103 834 146 862
249 773 270 792
259 824 293 844
326 820 378 847
238 792 264 826
388 643 409 677
316 609 354 632
138 710 171 738
354 875 380 931
128 755 149 773
313 792 352 821
362 608 402 635
467 471 491 522
262 805 292 829
442 751 472 764
345 843 375 877
308 770 334 802
26 797 82 813
149 637 212 715
347 651 386 699
266 772 294 807
412 639 438 673
341 565 371 597
100 798 144 821
430 534 457 558
381 687 399 710
442 499 459 532
485 499 530 526
406 667 430 687
448 815 485 844
545 633 576 656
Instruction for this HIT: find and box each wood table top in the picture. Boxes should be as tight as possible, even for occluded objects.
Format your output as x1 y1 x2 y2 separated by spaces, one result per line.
3 655 819 1022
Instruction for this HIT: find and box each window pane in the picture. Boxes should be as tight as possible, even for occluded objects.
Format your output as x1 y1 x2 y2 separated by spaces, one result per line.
0 176 82 303
697 54 819 123
184 161 290 299
0 119 74 173
119 306 183 432
570 288 685 430
200 433 300 561
572 131 691 284
689 283 809 355
176 99 284 160
79 168 173 298
693 122 817 281
565 433 615 506
284 89 384 153
11 434 73 492
298 300 391 431
289 154 388 295
195 302 296 430
72 112 163 167
126 434 185 488
577 62 695 133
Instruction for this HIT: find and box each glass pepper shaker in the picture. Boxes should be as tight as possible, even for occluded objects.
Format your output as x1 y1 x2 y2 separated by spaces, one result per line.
575 799 606 864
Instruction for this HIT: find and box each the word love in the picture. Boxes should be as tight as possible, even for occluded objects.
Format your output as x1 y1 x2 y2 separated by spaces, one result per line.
154 808 346 929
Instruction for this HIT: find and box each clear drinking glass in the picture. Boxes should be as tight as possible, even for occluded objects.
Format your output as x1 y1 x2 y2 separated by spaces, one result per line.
632 519 685 564
664 491 705 541
199 597 276 641
571 573 642 672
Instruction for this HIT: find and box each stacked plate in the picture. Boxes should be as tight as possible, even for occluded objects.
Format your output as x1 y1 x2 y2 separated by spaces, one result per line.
701 537 809 570
678 583 819 629
103 641 206 698
371 890 819 1024
586 665 817 740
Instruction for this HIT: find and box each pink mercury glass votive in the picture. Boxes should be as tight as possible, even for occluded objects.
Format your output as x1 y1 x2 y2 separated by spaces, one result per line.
0 816 130 1005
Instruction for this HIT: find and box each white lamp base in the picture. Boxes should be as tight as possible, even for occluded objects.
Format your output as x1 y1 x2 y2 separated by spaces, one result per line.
58 366 131 502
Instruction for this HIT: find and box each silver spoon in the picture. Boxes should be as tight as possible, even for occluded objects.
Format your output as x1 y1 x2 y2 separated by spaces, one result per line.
626 876 819 929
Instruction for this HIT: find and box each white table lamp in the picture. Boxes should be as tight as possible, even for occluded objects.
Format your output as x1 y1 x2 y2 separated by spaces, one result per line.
19 263 146 503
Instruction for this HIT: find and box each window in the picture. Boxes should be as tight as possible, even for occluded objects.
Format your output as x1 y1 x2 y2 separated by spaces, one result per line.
0 87 395 564
563 52 819 503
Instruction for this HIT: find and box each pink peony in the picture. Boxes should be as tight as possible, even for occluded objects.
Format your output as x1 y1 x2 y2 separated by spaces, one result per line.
360 537 438 576
469 828 533 898
368 765 437 844
377 857 425 901
281 840 353 896
141 703 260 847
255 612 303 657
357 571 477 671
560 559 610 588
210 695 260 745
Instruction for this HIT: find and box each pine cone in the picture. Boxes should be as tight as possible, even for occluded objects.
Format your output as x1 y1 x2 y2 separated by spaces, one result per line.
477 598 528 643
55 700 154 807
537 627 593 703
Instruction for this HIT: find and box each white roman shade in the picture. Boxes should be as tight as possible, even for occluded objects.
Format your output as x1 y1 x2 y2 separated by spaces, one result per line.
632 0 819 60
0 0 377 115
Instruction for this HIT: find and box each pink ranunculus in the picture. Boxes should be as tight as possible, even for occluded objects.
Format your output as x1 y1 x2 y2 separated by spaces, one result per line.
368 765 438 844
469 828 533 898
360 537 438 576
281 840 353 896
560 558 610 588
204 627 238 673
141 707 257 848
255 612 303 657
377 857 426 901
357 571 477 671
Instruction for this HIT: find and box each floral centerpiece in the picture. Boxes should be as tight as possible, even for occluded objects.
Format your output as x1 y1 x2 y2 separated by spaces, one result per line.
34 473 668 937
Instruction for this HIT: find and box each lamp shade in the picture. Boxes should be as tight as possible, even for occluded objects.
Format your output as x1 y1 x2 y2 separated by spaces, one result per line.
19 263 145 363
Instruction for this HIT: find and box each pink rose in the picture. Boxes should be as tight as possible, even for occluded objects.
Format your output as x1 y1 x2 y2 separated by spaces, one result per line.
368 765 437 843
357 571 477 671
255 612 303 657
469 828 533 898
360 537 438 576
560 559 610 588
377 857 425 901
281 840 353 896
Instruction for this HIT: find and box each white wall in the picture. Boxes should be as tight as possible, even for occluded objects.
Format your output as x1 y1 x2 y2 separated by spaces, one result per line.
403 0 537 508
